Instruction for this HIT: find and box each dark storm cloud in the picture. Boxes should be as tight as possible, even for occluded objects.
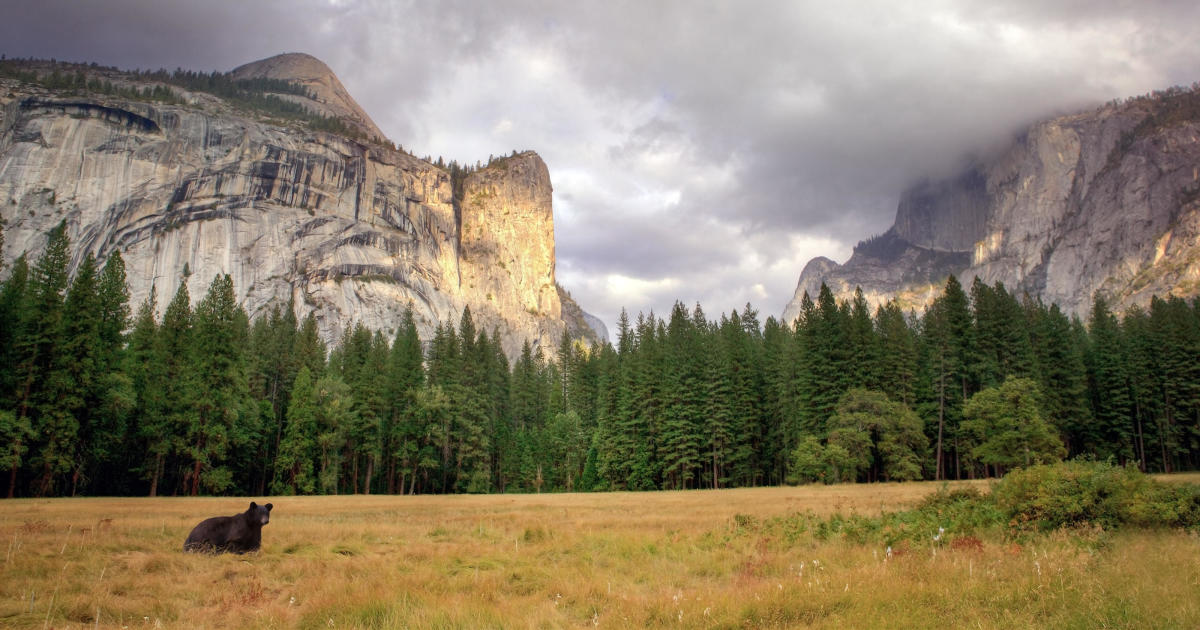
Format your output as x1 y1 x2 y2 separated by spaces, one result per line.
4 0 1199 330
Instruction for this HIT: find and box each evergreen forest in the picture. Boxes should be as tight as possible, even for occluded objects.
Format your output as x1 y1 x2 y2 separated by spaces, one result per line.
1 223 1199 498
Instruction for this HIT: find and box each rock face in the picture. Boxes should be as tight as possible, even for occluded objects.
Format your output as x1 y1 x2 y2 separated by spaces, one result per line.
558 285 609 345
0 55 582 358
457 151 567 354
785 86 1200 322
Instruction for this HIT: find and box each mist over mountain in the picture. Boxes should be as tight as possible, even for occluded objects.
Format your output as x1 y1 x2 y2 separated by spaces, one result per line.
785 83 1200 322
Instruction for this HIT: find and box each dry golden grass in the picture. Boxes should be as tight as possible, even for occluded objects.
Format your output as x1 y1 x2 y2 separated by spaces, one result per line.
1 478 1197 629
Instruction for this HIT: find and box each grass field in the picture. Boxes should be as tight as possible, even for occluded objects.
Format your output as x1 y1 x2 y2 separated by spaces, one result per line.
2 477 1199 628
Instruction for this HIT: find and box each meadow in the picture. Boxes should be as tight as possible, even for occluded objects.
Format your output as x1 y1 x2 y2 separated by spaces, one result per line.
2 477 1199 629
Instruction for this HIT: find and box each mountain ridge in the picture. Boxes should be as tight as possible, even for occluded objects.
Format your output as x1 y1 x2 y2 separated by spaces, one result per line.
0 54 600 358
785 83 1200 322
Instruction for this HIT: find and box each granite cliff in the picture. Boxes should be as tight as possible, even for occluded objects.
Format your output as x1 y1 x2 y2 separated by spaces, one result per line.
785 84 1200 323
0 55 596 358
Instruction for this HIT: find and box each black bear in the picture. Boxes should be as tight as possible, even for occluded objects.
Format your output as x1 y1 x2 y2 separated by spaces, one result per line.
183 501 273 553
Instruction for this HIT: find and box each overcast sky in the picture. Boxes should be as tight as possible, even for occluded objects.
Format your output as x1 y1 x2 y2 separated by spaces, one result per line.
4 0 1199 333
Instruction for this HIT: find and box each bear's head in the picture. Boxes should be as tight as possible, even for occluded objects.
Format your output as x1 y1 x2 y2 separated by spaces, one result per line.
247 501 273 526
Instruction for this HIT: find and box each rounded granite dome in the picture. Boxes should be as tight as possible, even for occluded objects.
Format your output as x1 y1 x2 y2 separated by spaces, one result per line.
230 52 386 142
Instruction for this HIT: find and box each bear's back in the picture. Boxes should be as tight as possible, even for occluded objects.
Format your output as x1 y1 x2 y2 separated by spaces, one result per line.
184 515 235 552
183 503 271 554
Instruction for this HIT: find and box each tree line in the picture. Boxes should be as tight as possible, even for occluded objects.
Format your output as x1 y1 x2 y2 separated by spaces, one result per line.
1 223 1198 497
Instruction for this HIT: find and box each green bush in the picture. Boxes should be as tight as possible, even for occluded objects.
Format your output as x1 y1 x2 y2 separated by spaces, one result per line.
911 486 1006 534
751 463 1198 551
993 460 1200 531
764 486 1005 549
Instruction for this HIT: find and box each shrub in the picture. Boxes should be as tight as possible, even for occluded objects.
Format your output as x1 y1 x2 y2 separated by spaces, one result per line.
993 460 1200 531
759 463 1198 551
882 485 1005 544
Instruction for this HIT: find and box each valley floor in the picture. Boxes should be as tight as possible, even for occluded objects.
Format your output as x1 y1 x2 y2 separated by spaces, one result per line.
2 479 1198 628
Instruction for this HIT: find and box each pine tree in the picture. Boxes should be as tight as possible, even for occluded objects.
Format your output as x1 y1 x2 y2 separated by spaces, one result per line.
555 330 574 414
410 383 450 494
126 288 170 495
88 252 135 494
1122 305 1158 470
386 304 424 494
0 255 32 497
507 340 539 490
659 302 703 490
160 279 198 496
247 300 299 494
273 366 318 494
920 275 973 480
972 280 1035 388
358 330 391 493
0 255 30 400
334 323 386 493
597 309 636 488
993 284 1035 380
96 252 130 365
21 223 72 496
588 340 619 491
846 288 880 390
799 284 851 435
53 253 101 495
759 315 799 484
626 313 664 489
1026 298 1090 456
701 308 735 489
791 291 817 437
732 304 766 484
313 374 354 494
424 322 459 492
1149 296 1200 471
185 274 250 495
969 278 1003 388
293 313 328 378
874 300 918 407
1084 293 1134 462
484 328 511 490
453 308 492 493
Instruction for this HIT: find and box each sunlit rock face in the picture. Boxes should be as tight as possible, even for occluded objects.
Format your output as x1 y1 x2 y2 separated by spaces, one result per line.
785 90 1200 322
0 56 584 358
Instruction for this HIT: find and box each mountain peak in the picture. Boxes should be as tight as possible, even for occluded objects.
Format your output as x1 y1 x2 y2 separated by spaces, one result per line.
783 83 1200 320
230 52 386 142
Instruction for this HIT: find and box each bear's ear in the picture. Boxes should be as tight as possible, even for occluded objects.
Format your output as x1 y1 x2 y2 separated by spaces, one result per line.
249 501 258 510
265 503 273 512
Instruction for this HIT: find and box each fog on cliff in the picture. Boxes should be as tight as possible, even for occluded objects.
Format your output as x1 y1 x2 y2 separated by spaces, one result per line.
3 0 1199 331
